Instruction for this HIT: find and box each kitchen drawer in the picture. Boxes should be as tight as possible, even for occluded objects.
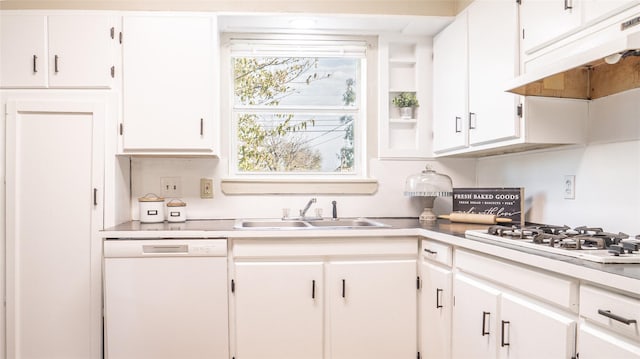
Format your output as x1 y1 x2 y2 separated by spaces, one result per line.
580 285 640 340
455 249 579 311
421 239 452 267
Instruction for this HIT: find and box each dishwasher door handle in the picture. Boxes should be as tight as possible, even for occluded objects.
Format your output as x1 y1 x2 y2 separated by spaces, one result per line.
142 245 188 254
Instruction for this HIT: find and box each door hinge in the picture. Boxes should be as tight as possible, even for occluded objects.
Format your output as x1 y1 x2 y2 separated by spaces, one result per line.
417 276 421 290
111 66 115 78
522 28 526 40
517 104 523 118
231 279 235 293
516 0 521 4
119 123 123 135
110 27 115 39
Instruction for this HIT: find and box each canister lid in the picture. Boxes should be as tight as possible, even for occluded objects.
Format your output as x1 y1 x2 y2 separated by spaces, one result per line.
167 199 187 207
138 193 165 202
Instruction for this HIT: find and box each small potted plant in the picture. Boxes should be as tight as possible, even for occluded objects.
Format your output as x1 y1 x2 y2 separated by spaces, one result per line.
392 92 419 119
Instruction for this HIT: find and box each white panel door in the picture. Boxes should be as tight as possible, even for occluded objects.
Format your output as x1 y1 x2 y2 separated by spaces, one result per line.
578 323 640 358
433 14 468 153
48 15 115 88
467 0 520 146
0 14 48 88
499 293 577 359
122 15 215 151
452 273 500 359
327 260 417 359
5 99 104 359
234 261 324 359
420 260 452 359
520 0 582 53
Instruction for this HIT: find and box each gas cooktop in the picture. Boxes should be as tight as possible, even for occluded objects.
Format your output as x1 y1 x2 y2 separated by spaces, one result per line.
465 224 640 264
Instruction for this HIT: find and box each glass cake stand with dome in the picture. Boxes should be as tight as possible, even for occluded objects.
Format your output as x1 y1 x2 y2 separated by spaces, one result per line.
404 166 453 222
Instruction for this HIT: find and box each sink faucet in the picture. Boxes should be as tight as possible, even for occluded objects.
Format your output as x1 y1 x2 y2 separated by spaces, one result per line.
299 197 317 219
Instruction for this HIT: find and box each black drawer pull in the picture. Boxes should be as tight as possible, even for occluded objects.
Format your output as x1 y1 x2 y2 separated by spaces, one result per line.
436 288 443 309
33 55 38 73
482 311 490 336
341 279 346 298
424 248 437 255
501 320 510 347
312 280 316 299
598 309 637 325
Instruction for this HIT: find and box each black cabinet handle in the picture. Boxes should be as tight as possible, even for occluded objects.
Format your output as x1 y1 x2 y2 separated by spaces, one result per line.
564 0 572 10
33 55 38 73
312 280 316 299
469 112 477 129
93 188 98 206
501 320 510 347
482 311 490 336
424 248 437 255
436 288 443 309
455 116 461 133
200 118 204 136
342 279 346 298
54 55 59 73
598 309 637 325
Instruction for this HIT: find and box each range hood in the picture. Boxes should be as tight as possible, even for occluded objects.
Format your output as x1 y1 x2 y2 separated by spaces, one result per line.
507 14 640 100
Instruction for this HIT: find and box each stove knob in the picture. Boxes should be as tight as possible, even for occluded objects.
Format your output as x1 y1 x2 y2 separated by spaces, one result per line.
608 245 624 256
622 241 640 253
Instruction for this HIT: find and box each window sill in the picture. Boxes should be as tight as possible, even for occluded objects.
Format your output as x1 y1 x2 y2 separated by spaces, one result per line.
220 178 378 195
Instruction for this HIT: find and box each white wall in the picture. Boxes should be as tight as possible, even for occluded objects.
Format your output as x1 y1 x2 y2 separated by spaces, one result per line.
477 89 640 234
129 157 476 220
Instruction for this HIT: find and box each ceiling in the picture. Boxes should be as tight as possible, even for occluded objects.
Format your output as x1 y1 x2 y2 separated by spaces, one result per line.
219 13 452 36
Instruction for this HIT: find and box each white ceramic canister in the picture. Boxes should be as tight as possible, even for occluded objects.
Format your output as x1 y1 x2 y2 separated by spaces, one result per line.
138 193 165 223
166 199 187 223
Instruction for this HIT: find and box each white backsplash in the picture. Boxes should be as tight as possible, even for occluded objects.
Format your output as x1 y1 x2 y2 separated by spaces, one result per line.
477 88 640 234
130 158 477 220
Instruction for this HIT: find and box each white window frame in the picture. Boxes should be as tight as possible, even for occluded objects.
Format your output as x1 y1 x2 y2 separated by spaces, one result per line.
227 35 369 180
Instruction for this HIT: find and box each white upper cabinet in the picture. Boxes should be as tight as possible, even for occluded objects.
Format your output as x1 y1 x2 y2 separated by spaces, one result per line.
121 15 217 155
467 0 520 146
432 13 468 153
520 0 583 54
433 0 520 155
0 13 116 88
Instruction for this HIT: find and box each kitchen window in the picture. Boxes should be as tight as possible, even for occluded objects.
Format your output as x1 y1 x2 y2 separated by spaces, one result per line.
229 36 368 178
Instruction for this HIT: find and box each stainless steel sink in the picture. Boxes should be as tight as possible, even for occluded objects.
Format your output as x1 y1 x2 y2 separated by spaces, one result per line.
235 220 311 229
234 218 388 230
308 218 388 228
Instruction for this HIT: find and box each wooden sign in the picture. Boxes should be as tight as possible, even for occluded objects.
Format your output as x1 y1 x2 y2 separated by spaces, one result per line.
452 188 525 226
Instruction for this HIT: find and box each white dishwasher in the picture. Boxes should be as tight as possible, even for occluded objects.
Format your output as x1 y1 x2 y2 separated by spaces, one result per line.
103 238 229 359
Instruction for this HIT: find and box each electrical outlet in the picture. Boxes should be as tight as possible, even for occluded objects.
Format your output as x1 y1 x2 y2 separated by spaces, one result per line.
563 175 575 200
200 178 214 199
160 177 181 197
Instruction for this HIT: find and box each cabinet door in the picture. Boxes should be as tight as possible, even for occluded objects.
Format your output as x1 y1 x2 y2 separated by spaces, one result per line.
433 14 468 153
234 262 323 359
452 273 500 359
499 293 576 359
5 98 105 359
122 15 215 152
578 323 640 358
520 0 582 54
0 14 47 88
420 260 452 359
48 15 115 88
467 0 520 146
327 260 417 359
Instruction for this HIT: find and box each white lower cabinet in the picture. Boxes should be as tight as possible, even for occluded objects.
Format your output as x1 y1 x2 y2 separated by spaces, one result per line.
577 284 640 358
452 273 577 359
234 262 324 359
231 238 418 359
327 260 417 359
578 322 640 358
420 259 452 359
